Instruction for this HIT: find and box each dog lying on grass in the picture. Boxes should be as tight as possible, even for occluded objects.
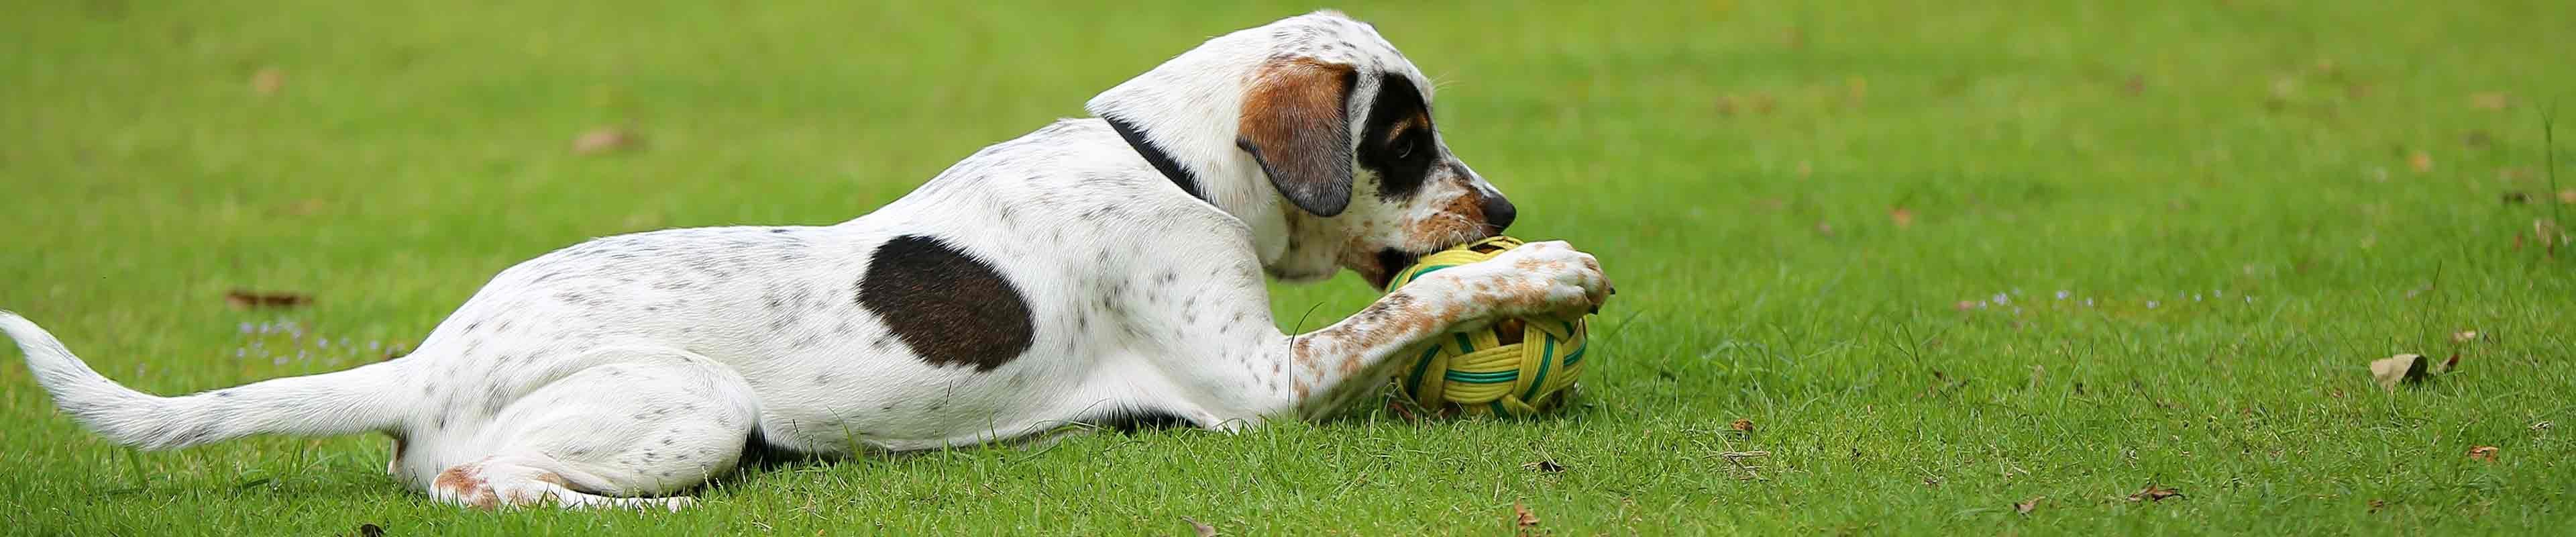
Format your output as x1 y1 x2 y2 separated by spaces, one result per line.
1 10 1609 509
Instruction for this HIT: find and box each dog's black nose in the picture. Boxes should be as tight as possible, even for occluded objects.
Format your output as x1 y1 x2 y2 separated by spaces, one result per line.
1481 195 1517 233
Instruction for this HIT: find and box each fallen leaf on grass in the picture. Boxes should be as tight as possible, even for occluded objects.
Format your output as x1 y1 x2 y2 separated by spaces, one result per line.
2468 446 2498 462
2014 496 2044 515
2407 151 2433 173
1512 503 1541 533
2561 189 2576 204
282 197 329 216
1729 419 1754 432
1889 207 1917 228
2452 331 2480 343
2470 92 2511 110
2129 484 2184 502
2369 354 2432 391
251 68 285 95
2368 499 2387 513
224 290 311 310
1523 460 1567 473
1181 517 1216 537
572 127 641 155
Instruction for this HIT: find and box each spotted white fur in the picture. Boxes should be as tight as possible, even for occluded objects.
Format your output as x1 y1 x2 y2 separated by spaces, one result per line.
1 10 1609 510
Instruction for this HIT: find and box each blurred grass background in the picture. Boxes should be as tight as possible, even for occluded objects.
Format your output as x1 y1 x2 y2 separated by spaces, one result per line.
3 0 2572 534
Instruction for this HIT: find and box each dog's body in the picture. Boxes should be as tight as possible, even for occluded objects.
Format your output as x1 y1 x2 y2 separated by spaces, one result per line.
2 11 1607 510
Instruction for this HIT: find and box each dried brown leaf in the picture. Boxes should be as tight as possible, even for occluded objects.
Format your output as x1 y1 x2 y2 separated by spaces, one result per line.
251 68 284 95
1512 503 1541 532
2468 446 2498 462
1729 419 1754 432
2451 331 2481 343
2014 496 2045 515
2471 92 2511 110
2559 189 2576 205
1181 517 1216 537
2129 483 2184 502
2407 151 2433 173
1889 207 1917 228
2367 499 2387 513
224 289 311 310
2369 354 2430 391
572 127 639 155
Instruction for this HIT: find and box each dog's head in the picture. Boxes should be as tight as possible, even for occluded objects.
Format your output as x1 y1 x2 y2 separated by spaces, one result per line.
1087 11 1514 289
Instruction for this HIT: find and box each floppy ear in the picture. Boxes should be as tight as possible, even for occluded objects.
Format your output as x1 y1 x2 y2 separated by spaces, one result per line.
1237 58 1359 217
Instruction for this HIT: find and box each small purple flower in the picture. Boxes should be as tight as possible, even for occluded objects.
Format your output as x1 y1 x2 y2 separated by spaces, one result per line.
368 341 382 350
1992 293 2010 305
318 338 331 348
2055 290 2070 300
237 322 254 334
234 348 246 358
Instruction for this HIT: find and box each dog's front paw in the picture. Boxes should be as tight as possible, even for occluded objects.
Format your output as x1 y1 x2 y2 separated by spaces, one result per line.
1473 240 1612 316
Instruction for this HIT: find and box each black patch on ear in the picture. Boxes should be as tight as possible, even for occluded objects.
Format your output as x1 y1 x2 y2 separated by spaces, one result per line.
1104 115 1207 203
857 235 1034 372
1358 73 1438 200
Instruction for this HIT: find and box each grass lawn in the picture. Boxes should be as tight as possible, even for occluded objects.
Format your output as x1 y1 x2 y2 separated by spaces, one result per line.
5 0 2573 534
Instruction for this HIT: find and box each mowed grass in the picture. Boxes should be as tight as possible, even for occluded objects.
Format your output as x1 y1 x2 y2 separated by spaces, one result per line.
4 0 2573 534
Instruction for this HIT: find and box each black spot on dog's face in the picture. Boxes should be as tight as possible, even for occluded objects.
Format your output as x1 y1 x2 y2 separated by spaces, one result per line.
1358 73 1438 201
855 235 1035 372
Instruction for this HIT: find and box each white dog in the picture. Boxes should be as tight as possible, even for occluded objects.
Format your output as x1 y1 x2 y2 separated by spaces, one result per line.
1 10 1609 510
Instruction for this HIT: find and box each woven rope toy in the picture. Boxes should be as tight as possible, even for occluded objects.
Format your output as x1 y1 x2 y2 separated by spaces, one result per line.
1383 236 1590 418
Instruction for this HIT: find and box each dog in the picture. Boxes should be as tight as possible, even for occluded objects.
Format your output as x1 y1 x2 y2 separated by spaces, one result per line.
1 10 1609 510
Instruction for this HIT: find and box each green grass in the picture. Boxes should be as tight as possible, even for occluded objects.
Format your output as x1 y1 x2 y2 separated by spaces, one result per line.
5 0 2573 534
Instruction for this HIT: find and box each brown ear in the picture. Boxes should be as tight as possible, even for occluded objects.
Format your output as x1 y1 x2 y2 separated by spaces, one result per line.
1238 58 1359 217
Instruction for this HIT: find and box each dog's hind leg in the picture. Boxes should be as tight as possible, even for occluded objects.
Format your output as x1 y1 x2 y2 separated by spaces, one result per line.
423 346 759 511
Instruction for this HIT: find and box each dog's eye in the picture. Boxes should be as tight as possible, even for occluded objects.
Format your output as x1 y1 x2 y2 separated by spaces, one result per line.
1390 132 1426 161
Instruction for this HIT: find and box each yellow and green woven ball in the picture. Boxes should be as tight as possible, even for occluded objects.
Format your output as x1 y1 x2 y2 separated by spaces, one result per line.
1383 236 1591 418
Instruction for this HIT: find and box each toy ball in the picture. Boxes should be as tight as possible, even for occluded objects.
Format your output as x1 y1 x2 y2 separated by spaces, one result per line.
1383 236 1591 418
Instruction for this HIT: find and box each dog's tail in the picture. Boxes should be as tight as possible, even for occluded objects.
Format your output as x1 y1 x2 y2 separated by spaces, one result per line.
1 311 413 450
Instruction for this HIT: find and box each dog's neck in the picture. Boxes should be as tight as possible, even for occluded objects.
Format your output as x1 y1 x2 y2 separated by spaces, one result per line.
1085 38 1303 273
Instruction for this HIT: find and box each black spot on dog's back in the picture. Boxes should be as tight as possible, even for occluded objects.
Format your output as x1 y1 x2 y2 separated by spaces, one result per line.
857 235 1034 372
